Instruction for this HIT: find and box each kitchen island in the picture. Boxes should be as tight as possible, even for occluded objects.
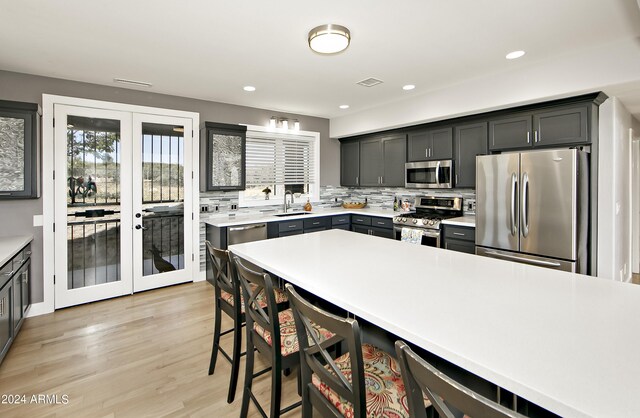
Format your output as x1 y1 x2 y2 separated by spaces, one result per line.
229 229 640 418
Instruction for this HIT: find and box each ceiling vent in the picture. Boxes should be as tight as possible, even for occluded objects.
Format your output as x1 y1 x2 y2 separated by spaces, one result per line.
357 77 384 87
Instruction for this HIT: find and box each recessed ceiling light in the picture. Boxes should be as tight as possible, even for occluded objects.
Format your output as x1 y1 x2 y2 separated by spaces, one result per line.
308 24 351 54
243 86 256 92
403 84 416 91
339 105 350 109
506 50 526 60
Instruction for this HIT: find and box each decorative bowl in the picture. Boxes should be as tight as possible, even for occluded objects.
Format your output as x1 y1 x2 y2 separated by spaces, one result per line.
342 201 367 209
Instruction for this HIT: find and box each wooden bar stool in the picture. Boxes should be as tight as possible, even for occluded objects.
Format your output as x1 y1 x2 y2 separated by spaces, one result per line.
395 340 527 418
205 241 287 404
285 283 413 418
232 255 333 418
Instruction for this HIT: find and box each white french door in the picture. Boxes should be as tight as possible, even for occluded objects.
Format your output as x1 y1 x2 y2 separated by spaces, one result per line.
132 114 193 292
54 105 194 309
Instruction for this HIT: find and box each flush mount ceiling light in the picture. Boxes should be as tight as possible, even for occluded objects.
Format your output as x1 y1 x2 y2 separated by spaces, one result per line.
506 50 526 60
308 24 351 54
339 104 350 109
243 86 256 92
403 84 416 91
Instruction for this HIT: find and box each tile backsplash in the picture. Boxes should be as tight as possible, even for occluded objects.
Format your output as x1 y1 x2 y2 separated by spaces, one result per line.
198 186 476 272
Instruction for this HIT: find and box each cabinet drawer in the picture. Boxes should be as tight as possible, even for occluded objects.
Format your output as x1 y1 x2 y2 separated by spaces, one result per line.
444 225 475 242
304 217 329 230
278 220 304 233
0 261 12 282
351 215 371 226
279 229 303 237
331 215 350 226
370 217 392 229
333 224 350 231
444 239 476 254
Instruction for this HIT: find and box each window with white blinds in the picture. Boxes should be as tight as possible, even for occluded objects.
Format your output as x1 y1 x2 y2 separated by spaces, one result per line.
239 127 320 206
245 130 316 186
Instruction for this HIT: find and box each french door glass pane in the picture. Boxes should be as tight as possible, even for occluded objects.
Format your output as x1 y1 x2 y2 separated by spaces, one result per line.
140 123 185 276
66 116 121 289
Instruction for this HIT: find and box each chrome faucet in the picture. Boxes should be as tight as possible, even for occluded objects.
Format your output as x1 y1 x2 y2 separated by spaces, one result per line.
283 190 294 212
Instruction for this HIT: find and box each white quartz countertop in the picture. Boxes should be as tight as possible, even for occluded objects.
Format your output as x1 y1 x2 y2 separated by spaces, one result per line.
229 229 640 418
0 235 33 267
204 207 410 227
441 215 476 227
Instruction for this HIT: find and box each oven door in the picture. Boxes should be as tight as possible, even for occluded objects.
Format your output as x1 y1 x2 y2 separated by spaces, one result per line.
394 226 441 247
405 160 453 188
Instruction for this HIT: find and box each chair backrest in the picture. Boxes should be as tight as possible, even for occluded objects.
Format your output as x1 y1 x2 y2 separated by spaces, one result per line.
285 283 366 417
395 340 526 418
232 255 280 354
204 240 234 293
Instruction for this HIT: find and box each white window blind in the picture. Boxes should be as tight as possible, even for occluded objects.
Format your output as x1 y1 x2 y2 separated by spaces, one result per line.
245 130 316 186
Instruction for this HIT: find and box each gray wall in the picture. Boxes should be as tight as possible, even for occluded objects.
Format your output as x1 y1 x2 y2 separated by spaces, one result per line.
0 70 336 304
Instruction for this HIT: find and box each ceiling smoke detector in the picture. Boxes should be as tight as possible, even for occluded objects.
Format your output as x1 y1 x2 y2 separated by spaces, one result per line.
357 77 384 87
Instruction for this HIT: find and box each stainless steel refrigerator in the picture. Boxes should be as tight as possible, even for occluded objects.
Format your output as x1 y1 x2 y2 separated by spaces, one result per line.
475 149 588 273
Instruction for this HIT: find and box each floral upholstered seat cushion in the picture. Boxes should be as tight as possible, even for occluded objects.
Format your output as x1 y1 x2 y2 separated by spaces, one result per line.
253 308 334 357
311 343 421 418
219 286 288 312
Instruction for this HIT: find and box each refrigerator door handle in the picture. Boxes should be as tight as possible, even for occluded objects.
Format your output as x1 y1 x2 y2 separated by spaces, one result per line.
436 161 441 185
521 172 529 238
510 173 517 236
483 250 562 268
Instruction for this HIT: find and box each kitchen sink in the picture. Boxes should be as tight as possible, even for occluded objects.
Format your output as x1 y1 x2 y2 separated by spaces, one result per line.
274 212 311 217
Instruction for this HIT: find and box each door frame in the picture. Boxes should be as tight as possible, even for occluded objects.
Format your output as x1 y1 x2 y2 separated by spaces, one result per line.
34 95 200 316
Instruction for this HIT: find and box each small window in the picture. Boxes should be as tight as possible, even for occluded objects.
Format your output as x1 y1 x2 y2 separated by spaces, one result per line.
239 126 319 207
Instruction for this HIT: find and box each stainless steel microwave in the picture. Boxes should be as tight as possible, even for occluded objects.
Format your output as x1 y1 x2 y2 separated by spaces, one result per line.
405 160 453 188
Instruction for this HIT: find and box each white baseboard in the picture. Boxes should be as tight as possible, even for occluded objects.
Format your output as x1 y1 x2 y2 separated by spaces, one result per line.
26 301 55 318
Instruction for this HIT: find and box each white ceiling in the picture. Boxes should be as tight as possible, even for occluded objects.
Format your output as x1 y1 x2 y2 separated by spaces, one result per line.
1 0 640 120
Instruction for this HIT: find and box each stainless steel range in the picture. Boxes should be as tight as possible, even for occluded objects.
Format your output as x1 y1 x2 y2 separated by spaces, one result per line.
393 196 463 247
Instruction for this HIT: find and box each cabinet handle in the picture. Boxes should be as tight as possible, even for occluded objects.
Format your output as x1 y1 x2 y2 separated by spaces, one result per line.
453 232 466 236
456 174 458 185
3 270 15 277
428 148 431 157
288 225 297 228
527 132 530 144
425 148 428 158
0 297 3 316
26 251 32 256
376 221 385 225
380 176 383 184
534 130 539 143
312 222 320 225
355 176 359 185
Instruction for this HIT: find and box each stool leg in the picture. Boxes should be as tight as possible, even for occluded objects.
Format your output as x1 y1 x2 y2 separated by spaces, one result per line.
226 314 242 403
270 361 282 418
240 333 254 418
208 302 222 375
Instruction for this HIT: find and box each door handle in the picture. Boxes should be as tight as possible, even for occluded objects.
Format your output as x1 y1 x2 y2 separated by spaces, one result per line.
510 173 517 236
521 172 529 238
135 225 147 230
484 251 561 268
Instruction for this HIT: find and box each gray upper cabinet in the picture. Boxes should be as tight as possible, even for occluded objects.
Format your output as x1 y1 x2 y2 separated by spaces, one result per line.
489 114 532 151
408 127 452 161
381 134 406 187
490 105 590 151
340 140 360 187
454 122 488 188
359 137 384 186
360 134 406 187
533 105 588 146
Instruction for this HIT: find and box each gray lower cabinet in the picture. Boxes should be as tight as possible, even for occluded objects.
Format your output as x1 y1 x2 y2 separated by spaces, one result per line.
359 134 406 187
351 216 394 239
0 242 31 365
340 140 360 187
454 122 488 188
408 127 453 161
442 225 476 254
0 281 11 362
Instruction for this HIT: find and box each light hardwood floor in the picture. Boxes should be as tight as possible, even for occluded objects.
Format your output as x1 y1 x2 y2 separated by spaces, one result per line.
0 281 300 417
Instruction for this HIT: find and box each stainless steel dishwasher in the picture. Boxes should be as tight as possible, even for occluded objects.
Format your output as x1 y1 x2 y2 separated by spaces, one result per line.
227 223 268 271
227 223 268 246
